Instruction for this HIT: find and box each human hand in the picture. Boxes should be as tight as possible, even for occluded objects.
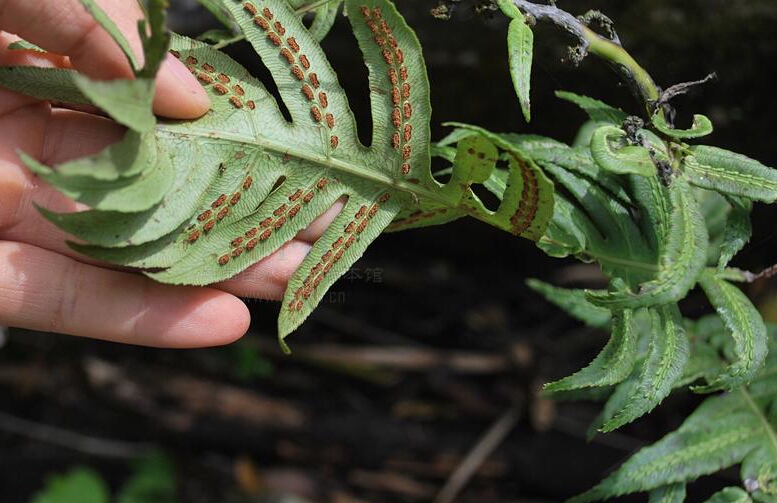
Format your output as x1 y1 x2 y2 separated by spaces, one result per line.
0 0 341 347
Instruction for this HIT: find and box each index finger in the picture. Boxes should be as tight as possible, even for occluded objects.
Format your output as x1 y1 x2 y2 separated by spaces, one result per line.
0 0 210 118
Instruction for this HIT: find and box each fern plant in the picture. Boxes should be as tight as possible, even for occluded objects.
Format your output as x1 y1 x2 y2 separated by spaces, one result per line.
2 0 777 500
0 0 553 346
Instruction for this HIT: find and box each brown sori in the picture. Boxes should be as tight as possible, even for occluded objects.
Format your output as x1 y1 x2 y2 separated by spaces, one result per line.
259 229 272 240
254 16 269 30
218 73 230 83
246 238 258 250
381 49 393 65
387 36 397 48
301 84 314 101
399 66 408 81
260 217 273 228
391 87 400 105
403 101 412 119
356 219 369 234
291 65 304 80
245 227 259 238
316 178 329 189
212 194 228 208
289 189 303 201
218 254 230 266
401 163 411 175
288 204 301 218
246 100 256 110
262 7 273 19
322 251 333 262
310 105 322 122
378 193 391 203
273 204 288 216
402 82 410 98
380 19 390 34
213 83 229 95
197 73 214 85
303 191 315 203
233 84 245 96
355 205 367 219
186 56 198 65
368 204 379 217
345 222 356 233
229 96 244 108
314 274 324 287
243 2 257 15
197 210 213 222
360 5 371 17
170 50 180 58
334 248 345 261
230 193 242 206
391 108 401 127
391 132 400 149
243 176 253 190
403 123 412 142
217 207 230 220
330 135 339 149
287 37 300 53
203 220 216 233
309 72 320 88
325 113 335 128
333 237 344 248
281 48 295 64
187 230 201 243
318 91 328 108
395 48 404 64
274 21 285 36
273 216 287 229
345 235 356 249
402 144 411 160
267 32 282 46
231 237 244 247
388 68 398 85
299 54 310 70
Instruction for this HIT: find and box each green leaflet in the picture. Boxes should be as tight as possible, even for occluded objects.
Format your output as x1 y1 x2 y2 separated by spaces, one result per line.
506 15 533 123
648 484 687 503
704 488 753 503
22 147 171 213
391 123 554 240
526 279 611 328
599 305 689 432
742 446 777 503
7 39 44 52
72 76 156 133
685 146 777 203
31 467 110 503
0 67 90 105
555 91 628 125
652 113 714 139
571 392 762 502
544 309 636 392
696 270 767 392
718 198 752 270
590 125 656 177
586 176 708 309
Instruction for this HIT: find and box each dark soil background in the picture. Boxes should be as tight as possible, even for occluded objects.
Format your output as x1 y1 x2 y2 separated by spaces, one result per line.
2 1 777 502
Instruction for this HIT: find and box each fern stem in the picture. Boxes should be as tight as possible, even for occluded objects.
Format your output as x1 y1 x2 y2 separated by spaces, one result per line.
294 0 337 15
511 0 660 116
211 34 246 50
739 388 777 462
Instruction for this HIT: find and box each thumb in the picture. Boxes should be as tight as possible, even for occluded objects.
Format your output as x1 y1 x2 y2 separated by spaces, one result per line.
0 0 210 118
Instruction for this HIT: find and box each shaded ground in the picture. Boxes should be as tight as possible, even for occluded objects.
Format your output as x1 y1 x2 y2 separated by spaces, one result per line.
2 0 777 501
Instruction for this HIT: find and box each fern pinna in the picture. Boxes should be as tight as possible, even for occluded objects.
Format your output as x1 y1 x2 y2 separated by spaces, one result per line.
0 0 553 345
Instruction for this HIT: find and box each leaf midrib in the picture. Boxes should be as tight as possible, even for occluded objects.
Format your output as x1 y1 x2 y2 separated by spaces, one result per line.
156 124 450 206
740 387 777 463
